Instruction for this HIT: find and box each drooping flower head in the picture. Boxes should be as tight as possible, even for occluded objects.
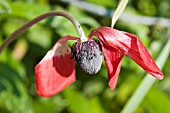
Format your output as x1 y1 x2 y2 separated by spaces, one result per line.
35 26 163 97
0 10 164 98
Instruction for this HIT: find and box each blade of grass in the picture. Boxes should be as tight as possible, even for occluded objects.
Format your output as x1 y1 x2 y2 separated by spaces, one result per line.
0 0 11 14
111 0 128 28
121 27 170 113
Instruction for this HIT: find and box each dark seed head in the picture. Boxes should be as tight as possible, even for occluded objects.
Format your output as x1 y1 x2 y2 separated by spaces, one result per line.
71 40 102 74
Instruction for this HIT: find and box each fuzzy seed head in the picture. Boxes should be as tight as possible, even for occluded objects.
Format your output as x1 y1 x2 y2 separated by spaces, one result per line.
71 40 102 74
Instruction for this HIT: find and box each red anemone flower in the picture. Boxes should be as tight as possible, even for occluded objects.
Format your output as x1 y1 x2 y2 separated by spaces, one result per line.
35 26 164 97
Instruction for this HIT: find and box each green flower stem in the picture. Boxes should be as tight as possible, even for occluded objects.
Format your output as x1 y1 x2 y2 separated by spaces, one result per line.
0 11 86 54
111 0 128 28
121 28 170 113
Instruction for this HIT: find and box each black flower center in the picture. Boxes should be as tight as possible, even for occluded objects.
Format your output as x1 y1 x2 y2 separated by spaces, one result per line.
71 40 102 74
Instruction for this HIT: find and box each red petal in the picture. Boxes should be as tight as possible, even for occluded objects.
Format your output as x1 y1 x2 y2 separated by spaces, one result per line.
102 44 124 89
123 32 164 79
89 27 164 80
35 36 79 97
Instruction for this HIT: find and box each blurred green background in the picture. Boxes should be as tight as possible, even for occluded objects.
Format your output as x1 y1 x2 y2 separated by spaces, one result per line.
0 0 170 113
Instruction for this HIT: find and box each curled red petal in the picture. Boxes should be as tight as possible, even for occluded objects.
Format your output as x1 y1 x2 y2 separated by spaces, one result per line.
89 27 164 80
35 36 79 97
102 44 124 89
123 32 164 79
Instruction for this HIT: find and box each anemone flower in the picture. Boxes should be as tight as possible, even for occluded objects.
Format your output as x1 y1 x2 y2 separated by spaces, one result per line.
0 11 164 98
35 26 164 97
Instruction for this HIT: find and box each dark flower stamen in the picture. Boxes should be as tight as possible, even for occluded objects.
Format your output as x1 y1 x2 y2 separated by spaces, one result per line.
71 40 102 74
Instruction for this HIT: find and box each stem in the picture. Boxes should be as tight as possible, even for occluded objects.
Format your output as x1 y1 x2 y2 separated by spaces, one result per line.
111 0 128 28
0 11 86 54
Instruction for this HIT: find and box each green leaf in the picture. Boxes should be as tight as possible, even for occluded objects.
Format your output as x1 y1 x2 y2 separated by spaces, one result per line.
33 96 67 113
63 87 106 113
0 63 33 113
27 25 52 48
3 2 51 19
141 87 170 113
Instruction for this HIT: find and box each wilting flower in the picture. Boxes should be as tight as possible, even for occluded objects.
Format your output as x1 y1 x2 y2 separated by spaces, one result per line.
35 26 164 97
